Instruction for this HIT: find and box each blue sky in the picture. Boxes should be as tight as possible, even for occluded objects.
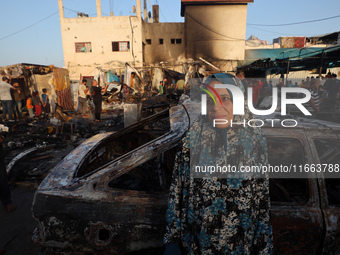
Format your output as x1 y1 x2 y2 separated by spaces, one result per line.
0 0 339 67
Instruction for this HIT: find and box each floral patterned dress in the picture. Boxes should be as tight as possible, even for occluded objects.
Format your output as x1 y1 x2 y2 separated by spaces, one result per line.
164 113 273 255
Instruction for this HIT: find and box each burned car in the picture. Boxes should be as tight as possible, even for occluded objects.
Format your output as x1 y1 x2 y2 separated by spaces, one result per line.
31 104 195 254
32 104 340 254
263 117 340 254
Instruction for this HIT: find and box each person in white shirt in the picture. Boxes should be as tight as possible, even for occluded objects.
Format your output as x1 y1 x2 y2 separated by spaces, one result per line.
78 79 88 116
0 77 20 121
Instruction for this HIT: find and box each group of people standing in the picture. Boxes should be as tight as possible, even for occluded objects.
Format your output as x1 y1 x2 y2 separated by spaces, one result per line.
77 77 187 122
0 76 51 121
0 77 51 121
299 73 340 114
29 89 51 118
236 70 340 115
78 78 106 122
274 74 339 114
0 77 22 122
158 78 186 98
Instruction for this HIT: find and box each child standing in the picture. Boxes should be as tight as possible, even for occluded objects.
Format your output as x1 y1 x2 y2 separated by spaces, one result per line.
41 88 50 116
26 95 34 118
32 91 41 117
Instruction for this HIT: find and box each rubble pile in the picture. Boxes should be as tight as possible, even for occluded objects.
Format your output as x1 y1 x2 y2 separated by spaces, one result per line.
3 119 78 185
6 143 74 186
2 111 125 185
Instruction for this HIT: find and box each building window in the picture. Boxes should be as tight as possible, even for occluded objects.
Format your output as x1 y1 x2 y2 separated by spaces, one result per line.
112 41 130 52
75 42 92 53
159 38 163 45
146 39 152 45
171 38 182 44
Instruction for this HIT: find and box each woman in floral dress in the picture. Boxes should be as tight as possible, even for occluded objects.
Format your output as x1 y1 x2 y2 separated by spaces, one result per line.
164 73 273 255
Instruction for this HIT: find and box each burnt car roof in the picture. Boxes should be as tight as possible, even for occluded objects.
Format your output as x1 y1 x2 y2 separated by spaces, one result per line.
37 102 201 191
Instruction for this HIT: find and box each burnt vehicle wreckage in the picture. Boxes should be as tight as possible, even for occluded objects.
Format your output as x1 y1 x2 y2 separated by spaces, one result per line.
31 103 195 254
30 94 340 254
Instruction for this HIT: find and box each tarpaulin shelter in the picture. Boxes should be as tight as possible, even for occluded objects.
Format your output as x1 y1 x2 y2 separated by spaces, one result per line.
0 63 73 110
238 45 340 76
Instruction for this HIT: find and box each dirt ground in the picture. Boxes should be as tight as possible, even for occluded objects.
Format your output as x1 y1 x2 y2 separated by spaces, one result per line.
0 186 40 255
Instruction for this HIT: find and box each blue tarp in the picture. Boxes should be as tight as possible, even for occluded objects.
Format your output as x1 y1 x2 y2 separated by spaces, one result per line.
106 71 120 83
239 46 340 68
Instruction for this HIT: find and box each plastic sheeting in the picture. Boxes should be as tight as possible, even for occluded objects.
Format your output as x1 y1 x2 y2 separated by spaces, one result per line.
53 68 70 91
124 65 133 87
152 68 163 90
239 47 327 68
33 72 73 110
57 87 74 110
51 68 73 110
106 71 120 83
93 69 106 86
33 73 53 92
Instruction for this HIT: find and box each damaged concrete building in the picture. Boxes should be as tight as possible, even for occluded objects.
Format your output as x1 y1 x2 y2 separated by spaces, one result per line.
58 0 252 86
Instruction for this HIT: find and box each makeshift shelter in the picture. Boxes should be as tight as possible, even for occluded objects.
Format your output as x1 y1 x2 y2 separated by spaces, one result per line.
0 63 73 110
238 45 340 76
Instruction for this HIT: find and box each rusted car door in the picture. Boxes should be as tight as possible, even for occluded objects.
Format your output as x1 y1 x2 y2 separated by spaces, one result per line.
309 132 340 255
265 128 324 254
